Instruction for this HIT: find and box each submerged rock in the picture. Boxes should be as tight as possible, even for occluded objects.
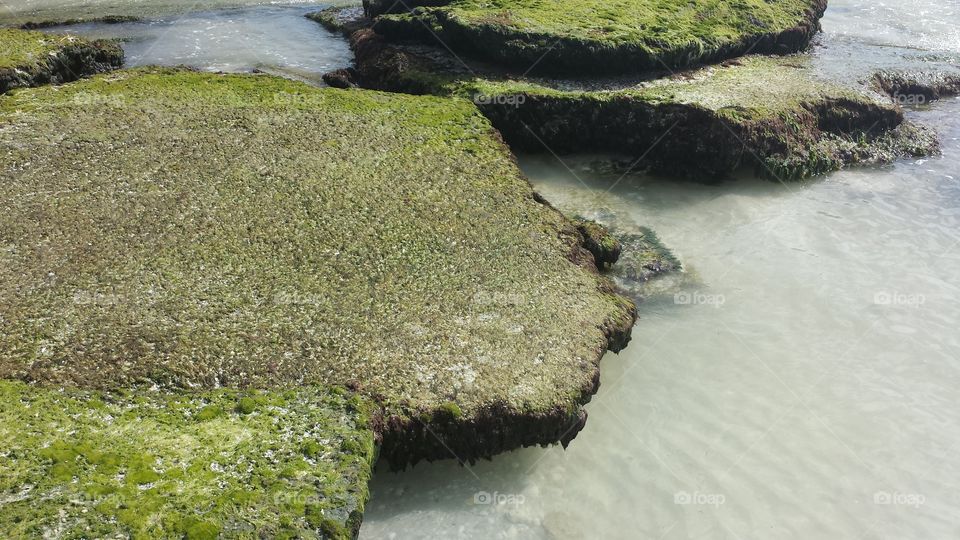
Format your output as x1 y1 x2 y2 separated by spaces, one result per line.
343 26 938 180
0 69 635 478
0 29 123 94
872 68 960 104
0 381 375 539
574 218 622 269
366 0 827 76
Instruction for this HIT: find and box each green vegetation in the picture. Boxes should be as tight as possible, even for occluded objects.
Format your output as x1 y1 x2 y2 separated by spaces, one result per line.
373 0 826 74
0 380 376 539
351 32 938 179
0 67 633 459
0 28 68 68
0 29 123 93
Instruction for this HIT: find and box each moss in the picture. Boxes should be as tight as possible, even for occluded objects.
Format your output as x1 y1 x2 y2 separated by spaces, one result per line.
350 29 939 179
0 29 123 94
438 401 464 420
0 67 635 465
236 396 258 415
195 404 224 421
0 380 376 538
372 0 826 75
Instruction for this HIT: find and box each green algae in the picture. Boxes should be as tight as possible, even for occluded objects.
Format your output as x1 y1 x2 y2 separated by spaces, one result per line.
0 67 634 460
0 380 376 539
0 28 67 68
0 28 123 93
373 0 825 75
349 29 937 179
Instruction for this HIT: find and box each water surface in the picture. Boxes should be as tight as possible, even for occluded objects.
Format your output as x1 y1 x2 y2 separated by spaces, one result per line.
45 4 352 84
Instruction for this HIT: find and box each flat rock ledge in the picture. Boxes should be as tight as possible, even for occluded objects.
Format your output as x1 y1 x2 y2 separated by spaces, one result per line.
337 23 938 180
0 68 637 536
364 0 827 76
0 29 123 94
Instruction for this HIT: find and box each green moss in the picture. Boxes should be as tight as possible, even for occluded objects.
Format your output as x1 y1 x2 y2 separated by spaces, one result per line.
0 67 633 454
195 404 224 421
0 29 66 69
0 380 376 538
375 0 825 74
236 396 258 415
0 28 123 94
438 401 464 420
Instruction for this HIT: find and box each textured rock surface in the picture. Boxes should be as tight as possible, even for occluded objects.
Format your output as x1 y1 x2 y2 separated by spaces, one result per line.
369 0 827 76
346 27 938 180
0 29 123 94
0 68 635 470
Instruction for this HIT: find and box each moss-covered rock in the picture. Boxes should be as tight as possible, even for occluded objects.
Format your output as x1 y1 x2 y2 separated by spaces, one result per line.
872 69 960 104
574 218 622 269
0 29 122 94
0 67 634 467
347 28 938 180
0 380 376 539
369 0 826 76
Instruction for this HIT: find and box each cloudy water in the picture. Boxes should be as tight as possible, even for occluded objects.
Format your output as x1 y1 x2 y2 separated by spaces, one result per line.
44 4 352 84
360 2 960 539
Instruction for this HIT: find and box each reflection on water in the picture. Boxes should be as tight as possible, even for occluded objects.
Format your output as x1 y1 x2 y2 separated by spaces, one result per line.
45 4 352 84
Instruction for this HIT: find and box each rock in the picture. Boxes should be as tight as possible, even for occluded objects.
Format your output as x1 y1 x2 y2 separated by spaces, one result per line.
306 6 371 37
0 68 635 474
347 27 938 180
872 69 960 104
368 0 827 76
574 218 622 269
323 67 359 88
0 29 123 94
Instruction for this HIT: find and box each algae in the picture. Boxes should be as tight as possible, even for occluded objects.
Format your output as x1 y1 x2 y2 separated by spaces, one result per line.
371 0 826 75
0 29 123 93
0 67 635 465
0 380 376 539
347 28 939 180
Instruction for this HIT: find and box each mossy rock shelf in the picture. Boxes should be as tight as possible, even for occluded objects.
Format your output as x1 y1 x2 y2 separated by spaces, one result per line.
0 67 635 467
346 27 939 180
0 28 123 94
367 0 828 76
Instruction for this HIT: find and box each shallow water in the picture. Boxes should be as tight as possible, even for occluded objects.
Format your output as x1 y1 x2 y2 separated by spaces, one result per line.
360 2 960 539
45 4 352 84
